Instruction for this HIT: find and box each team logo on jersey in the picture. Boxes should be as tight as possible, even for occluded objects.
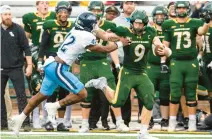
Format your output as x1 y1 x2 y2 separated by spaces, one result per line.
9 32 14 37
53 28 58 30
192 63 197 68
33 19 38 22
171 26 176 29
180 25 184 27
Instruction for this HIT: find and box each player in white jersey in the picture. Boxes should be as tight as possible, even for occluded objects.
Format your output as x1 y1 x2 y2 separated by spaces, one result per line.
8 12 130 136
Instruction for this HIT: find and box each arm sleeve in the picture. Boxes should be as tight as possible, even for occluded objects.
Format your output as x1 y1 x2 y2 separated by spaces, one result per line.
22 14 31 33
38 30 50 58
18 25 31 56
112 26 128 37
162 21 171 42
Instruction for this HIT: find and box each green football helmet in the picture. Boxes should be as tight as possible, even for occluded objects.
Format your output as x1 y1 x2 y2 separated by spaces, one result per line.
175 1 191 18
130 10 149 34
30 72 43 95
55 1 72 14
200 2 212 23
152 5 168 25
88 1 105 20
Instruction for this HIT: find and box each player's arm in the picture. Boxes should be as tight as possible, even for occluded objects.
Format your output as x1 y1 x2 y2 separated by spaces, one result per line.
22 14 32 39
37 30 50 71
87 38 129 53
94 28 120 42
110 50 120 68
198 23 210 35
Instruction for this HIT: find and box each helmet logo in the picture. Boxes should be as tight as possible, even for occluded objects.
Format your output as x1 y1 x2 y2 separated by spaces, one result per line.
156 10 163 14
135 19 143 23
178 4 185 7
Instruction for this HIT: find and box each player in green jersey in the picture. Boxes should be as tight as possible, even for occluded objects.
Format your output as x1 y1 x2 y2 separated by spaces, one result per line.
38 1 73 131
200 2 212 113
162 1 210 132
85 9 172 139
147 5 170 130
22 1 56 47
79 1 128 132
22 1 56 129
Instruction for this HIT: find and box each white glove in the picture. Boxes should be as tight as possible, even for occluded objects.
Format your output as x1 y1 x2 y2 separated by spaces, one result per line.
197 54 203 67
207 61 212 69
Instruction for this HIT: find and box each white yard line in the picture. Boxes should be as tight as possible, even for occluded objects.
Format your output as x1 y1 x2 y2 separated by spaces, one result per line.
1 132 212 137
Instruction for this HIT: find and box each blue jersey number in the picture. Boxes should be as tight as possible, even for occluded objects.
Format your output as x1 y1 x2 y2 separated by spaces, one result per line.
60 33 76 53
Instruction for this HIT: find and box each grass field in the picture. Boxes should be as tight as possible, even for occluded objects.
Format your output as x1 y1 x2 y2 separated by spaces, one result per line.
1 132 212 139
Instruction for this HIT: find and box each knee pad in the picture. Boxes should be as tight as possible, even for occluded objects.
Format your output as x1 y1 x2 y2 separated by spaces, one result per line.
160 99 169 106
80 102 91 108
186 101 197 107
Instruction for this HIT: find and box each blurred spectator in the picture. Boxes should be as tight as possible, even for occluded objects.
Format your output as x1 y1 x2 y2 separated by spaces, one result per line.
105 6 120 21
167 1 176 19
191 1 205 18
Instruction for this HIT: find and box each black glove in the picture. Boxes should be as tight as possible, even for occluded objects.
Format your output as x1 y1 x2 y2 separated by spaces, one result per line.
200 10 212 23
161 62 169 74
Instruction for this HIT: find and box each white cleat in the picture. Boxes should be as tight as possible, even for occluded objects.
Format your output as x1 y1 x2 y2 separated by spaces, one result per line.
168 119 177 132
85 77 107 91
116 120 130 132
78 122 89 133
8 115 24 137
64 120 72 128
188 119 197 132
33 119 42 129
137 131 158 139
45 103 57 125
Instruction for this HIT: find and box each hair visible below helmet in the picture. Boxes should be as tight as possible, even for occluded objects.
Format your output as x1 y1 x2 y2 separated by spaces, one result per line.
75 12 98 33
88 1 104 19
175 1 191 18
152 5 168 25
130 10 149 35
30 72 43 95
55 1 72 14
200 2 212 23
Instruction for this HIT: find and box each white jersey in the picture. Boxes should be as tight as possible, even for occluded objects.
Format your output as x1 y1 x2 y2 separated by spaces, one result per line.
57 29 96 66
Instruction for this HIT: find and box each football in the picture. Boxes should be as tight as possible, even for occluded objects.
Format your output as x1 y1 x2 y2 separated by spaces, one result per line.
154 45 165 56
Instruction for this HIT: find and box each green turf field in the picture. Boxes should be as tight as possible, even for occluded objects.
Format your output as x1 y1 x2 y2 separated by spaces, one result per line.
1 132 212 139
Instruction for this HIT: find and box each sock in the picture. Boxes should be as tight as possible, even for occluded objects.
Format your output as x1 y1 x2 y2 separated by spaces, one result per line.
33 107 39 122
189 115 196 120
42 100 47 118
82 119 88 124
65 105 71 121
170 116 176 120
140 124 148 133
57 118 64 124
20 112 27 121
54 101 61 109
116 116 122 125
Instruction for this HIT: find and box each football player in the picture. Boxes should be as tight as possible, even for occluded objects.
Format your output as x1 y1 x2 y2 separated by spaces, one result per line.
85 10 171 139
9 12 130 136
162 1 209 132
147 5 170 130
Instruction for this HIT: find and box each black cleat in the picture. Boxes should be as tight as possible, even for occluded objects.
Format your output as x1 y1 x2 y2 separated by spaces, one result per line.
89 124 98 130
183 117 189 129
160 118 169 131
44 122 54 131
148 117 154 130
57 123 69 132
102 121 110 130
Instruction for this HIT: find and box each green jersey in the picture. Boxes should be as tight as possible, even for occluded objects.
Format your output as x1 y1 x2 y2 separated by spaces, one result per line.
114 26 157 73
22 11 56 46
148 29 164 64
203 27 212 63
82 19 117 60
162 18 204 60
43 20 74 53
